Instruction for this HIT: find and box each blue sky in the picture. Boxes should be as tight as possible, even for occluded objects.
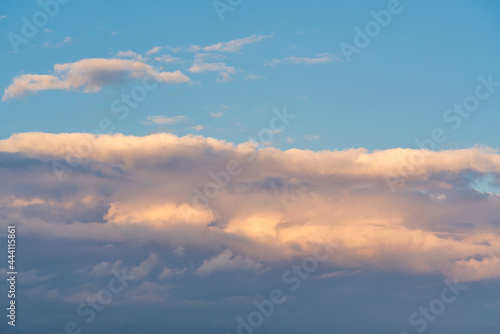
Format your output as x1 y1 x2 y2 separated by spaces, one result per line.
1 1 500 334
1 0 499 151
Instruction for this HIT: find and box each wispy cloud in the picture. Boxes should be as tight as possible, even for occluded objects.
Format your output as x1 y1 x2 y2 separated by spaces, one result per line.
145 115 186 125
43 36 73 48
245 74 265 81
266 53 341 66
189 60 236 83
196 249 263 276
191 34 272 53
303 134 319 140
209 111 224 118
155 55 180 63
147 46 163 55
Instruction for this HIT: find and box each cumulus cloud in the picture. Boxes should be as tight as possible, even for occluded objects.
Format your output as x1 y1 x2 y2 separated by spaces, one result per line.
1 132 500 281
3 58 190 101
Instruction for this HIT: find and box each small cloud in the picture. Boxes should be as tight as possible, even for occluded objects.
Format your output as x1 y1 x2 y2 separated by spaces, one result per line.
286 136 295 144
209 112 224 118
303 134 319 141
189 60 236 83
110 30 120 36
147 115 186 125
0 15 7 20
115 50 144 61
196 249 263 276
43 36 72 48
159 266 185 279
166 46 182 53
191 125 203 131
200 34 272 53
220 105 230 109
315 270 360 280
297 96 307 100
245 74 265 81
266 53 341 66
147 46 162 55
44 28 54 33
155 55 180 63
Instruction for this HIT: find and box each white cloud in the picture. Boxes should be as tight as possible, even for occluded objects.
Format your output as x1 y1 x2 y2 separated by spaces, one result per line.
3 58 190 101
192 125 204 131
147 46 163 55
155 55 180 63
209 112 223 118
200 34 272 53
189 60 236 82
245 74 265 81
146 115 186 125
266 53 341 66
0 15 7 20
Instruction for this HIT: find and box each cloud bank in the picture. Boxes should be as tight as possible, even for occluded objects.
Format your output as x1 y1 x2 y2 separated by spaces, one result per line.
1 132 500 281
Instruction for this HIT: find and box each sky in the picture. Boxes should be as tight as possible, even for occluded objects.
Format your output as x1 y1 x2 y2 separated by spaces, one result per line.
1 1 500 334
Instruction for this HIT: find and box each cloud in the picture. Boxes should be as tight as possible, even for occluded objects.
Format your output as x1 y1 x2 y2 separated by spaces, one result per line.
43 36 72 48
189 60 236 82
1 132 500 281
244 74 265 81
159 266 185 279
0 15 7 20
194 34 272 53
192 125 204 131
196 249 263 276
303 134 319 140
209 112 224 118
145 115 186 125
115 50 144 60
3 58 190 101
147 46 163 55
155 55 180 63
266 53 341 66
